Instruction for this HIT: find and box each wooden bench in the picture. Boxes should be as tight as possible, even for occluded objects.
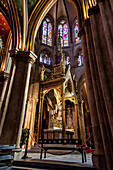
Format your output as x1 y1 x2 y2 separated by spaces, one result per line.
38 139 86 163
0 145 15 169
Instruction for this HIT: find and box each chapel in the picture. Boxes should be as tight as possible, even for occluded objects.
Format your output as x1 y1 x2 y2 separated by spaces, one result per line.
0 0 113 170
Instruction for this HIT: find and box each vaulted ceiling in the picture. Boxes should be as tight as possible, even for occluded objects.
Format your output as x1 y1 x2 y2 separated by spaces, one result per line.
48 0 77 23
0 12 10 45
0 0 81 49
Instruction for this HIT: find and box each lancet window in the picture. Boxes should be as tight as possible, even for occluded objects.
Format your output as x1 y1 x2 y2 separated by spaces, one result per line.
74 20 81 44
39 51 51 65
42 18 52 46
58 20 68 47
77 51 83 67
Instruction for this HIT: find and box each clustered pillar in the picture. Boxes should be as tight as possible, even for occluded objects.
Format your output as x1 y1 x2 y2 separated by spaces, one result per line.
72 102 78 139
0 49 37 151
78 100 86 143
38 88 44 139
80 1 113 169
24 62 39 148
62 79 65 139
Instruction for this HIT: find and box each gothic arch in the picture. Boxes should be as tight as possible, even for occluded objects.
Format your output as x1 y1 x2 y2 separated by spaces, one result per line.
0 0 21 49
27 0 84 51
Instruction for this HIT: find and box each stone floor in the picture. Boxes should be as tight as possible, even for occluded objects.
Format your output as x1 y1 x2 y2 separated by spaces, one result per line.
26 147 93 167
13 148 94 170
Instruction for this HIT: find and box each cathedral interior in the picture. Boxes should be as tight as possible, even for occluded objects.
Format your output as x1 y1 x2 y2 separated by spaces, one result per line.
0 0 113 170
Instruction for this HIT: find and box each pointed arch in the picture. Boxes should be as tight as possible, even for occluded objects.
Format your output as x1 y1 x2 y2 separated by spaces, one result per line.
27 0 84 51
0 0 21 49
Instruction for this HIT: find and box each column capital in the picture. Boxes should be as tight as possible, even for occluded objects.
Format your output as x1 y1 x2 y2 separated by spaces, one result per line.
0 71 9 82
9 49 37 64
88 5 99 16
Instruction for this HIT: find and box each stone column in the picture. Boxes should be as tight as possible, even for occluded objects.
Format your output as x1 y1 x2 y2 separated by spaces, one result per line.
104 0 113 37
98 0 113 67
24 98 35 149
24 71 34 129
89 7 113 139
38 88 44 139
85 110 91 142
81 100 86 143
28 100 37 148
24 99 32 128
0 60 16 137
84 15 113 157
62 79 65 139
78 100 86 143
0 49 37 150
109 0 113 12
24 64 39 148
72 103 78 138
89 8 113 169
48 107 51 129
80 28 106 169
0 71 9 111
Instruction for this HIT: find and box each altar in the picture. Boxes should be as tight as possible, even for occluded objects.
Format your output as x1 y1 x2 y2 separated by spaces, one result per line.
43 128 74 139
37 43 78 140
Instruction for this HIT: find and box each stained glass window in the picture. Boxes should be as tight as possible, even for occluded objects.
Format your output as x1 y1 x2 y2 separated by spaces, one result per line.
39 52 51 65
44 56 47 64
47 23 52 46
42 21 47 44
42 18 52 46
77 52 83 67
58 22 68 47
58 25 63 47
40 54 43 63
63 24 68 46
74 20 81 44
48 58 51 65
